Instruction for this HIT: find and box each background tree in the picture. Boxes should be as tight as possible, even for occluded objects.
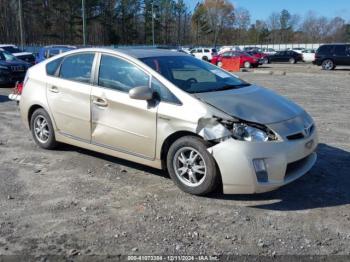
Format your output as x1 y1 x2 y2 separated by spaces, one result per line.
0 0 348 46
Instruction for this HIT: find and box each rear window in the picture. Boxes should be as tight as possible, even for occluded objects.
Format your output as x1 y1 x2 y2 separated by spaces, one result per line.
318 45 334 55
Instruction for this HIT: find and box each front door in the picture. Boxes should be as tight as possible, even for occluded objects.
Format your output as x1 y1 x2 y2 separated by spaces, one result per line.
90 54 157 159
46 52 95 141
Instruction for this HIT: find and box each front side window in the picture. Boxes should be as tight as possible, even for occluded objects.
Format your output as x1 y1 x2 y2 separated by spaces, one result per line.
98 54 149 92
222 52 232 57
59 53 94 83
141 56 250 94
346 46 350 55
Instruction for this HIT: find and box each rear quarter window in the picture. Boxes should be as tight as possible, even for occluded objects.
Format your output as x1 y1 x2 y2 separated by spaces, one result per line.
334 45 346 56
318 45 334 55
46 57 63 76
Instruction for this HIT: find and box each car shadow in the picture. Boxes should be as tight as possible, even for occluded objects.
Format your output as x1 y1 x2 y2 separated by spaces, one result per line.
54 142 349 211
0 95 10 103
209 143 350 211
333 68 350 71
56 143 168 179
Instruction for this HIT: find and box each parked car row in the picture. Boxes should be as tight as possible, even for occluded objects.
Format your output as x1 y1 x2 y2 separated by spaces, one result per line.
0 44 35 64
211 51 265 69
0 44 76 86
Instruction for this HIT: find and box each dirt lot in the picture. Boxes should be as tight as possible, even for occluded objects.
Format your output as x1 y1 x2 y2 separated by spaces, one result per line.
0 63 349 260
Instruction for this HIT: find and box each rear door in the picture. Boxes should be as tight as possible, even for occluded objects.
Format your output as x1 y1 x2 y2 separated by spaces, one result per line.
346 45 350 65
334 45 348 65
90 53 157 159
46 52 96 141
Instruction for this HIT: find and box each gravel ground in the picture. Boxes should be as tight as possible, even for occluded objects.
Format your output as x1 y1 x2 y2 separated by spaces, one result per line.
0 64 349 260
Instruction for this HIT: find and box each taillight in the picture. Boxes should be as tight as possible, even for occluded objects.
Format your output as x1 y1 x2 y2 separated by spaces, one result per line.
14 82 24 95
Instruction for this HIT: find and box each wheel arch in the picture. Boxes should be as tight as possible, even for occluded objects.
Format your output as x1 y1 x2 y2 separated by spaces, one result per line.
161 131 223 193
27 104 45 128
160 131 201 170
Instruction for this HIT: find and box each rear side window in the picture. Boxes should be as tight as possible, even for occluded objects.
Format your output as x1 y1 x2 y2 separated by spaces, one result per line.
59 53 94 84
318 45 334 55
98 54 149 93
334 45 346 56
46 57 63 76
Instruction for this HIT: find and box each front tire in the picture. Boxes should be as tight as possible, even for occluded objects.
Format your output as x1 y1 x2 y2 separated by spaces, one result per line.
166 136 219 195
30 108 57 149
243 61 251 68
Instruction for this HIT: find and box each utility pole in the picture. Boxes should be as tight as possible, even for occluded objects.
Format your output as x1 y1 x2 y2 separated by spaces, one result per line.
18 0 24 50
151 1 155 46
82 0 87 46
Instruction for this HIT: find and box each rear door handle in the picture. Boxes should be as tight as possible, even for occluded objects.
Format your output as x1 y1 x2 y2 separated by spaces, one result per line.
92 97 108 107
49 86 59 93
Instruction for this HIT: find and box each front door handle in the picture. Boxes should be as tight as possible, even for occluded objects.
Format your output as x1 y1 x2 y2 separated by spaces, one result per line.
92 97 108 107
49 86 59 93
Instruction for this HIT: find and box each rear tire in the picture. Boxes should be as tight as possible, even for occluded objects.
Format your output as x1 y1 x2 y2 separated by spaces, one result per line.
166 136 219 195
30 108 57 149
322 59 335 70
289 58 296 64
217 61 223 67
202 56 208 61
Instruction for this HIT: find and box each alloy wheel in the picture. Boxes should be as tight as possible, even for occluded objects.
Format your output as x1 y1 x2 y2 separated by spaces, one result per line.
33 115 50 144
173 147 207 187
323 60 334 70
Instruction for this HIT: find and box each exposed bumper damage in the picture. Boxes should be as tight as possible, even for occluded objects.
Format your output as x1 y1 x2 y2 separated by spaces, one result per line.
196 117 232 141
196 114 318 194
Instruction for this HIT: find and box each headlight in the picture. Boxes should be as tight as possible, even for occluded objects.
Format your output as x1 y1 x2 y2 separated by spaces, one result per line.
232 123 269 142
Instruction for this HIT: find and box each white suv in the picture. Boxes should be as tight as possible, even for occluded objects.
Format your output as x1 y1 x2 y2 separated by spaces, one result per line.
190 48 217 61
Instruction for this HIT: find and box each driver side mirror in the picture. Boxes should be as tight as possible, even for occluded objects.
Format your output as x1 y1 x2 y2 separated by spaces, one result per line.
129 86 154 101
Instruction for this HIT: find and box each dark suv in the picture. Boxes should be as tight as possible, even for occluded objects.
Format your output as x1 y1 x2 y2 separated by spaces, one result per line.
0 50 30 86
314 44 350 70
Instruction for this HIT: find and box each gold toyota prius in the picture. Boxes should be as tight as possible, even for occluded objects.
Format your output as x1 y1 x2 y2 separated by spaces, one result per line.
18 48 318 195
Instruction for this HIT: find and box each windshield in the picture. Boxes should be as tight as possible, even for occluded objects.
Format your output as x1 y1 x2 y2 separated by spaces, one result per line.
140 56 250 94
2 46 21 53
0 51 19 61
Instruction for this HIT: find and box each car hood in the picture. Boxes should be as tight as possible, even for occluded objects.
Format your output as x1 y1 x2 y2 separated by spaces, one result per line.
194 85 304 124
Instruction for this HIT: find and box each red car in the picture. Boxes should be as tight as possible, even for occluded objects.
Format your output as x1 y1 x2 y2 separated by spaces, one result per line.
211 51 261 68
246 51 269 64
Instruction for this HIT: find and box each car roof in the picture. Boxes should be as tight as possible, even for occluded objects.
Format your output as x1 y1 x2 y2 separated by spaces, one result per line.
43 45 76 49
0 44 16 47
320 43 350 46
113 48 188 59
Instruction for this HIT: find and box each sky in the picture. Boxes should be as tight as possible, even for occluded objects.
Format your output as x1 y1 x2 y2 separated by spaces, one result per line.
185 0 350 22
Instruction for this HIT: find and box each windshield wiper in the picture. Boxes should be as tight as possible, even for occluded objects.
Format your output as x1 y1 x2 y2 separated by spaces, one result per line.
215 83 251 91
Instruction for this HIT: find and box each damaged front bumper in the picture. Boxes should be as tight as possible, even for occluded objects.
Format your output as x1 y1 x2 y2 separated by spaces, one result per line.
208 129 318 194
